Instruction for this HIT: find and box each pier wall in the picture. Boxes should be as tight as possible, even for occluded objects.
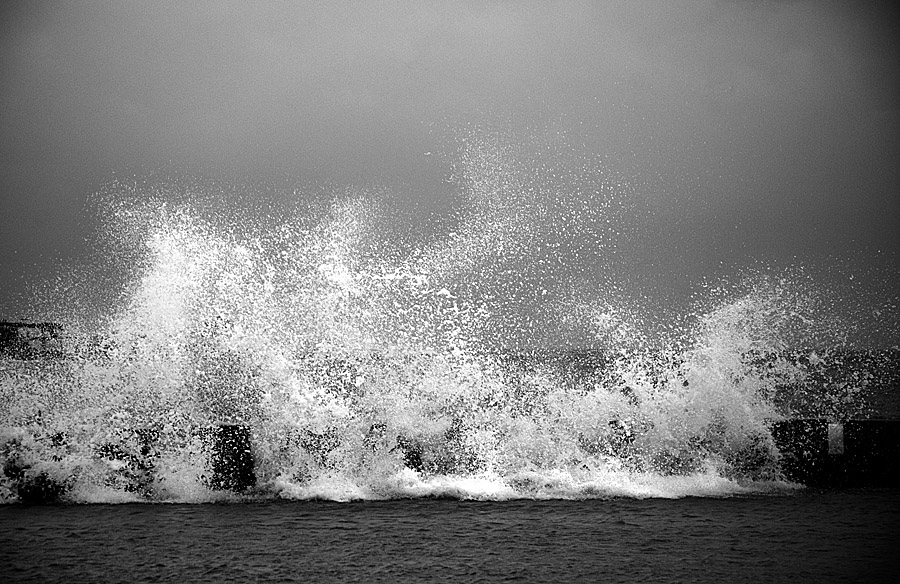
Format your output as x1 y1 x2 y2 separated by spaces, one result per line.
772 419 900 487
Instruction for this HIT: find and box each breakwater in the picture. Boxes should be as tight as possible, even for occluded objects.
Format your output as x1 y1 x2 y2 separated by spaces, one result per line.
2 321 899 502
772 418 900 488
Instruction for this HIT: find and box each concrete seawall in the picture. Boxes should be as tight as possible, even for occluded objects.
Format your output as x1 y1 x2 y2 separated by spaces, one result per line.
772 419 900 487
205 424 256 492
5 322 897 499
6 419 898 503
208 419 900 491
4 425 257 504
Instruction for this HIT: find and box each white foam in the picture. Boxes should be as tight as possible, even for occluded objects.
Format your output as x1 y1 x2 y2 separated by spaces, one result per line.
1 131 887 504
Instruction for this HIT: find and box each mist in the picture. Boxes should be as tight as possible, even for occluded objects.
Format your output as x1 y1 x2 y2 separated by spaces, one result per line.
1 1 898 334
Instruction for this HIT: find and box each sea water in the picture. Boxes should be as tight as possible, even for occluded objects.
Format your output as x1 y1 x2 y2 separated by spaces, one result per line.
2 491 898 583
1 129 897 505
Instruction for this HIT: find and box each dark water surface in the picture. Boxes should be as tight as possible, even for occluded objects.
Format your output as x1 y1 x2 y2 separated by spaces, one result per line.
2 490 898 583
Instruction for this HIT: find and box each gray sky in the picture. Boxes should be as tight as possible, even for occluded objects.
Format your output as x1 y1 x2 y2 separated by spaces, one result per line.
1 1 898 337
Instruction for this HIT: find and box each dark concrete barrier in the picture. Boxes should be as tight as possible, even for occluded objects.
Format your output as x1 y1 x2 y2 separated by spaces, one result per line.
0 321 65 360
844 420 900 487
2 423 256 503
771 419 832 486
95 424 257 494
206 424 256 492
772 419 899 487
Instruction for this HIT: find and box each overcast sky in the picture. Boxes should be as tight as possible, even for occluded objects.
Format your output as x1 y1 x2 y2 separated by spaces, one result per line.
1 1 898 330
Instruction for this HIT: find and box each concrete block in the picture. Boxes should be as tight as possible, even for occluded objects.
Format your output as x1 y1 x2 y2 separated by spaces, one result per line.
771 419 831 486
206 424 256 492
843 420 900 487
